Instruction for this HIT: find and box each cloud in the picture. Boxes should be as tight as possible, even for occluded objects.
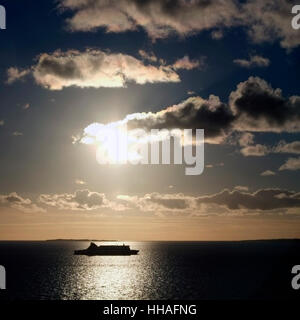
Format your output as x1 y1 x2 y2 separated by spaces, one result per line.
117 193 195 213
238 132 254 147
125 95 234 141
6 67 30 84
59 0 240 40
243 0 300 49
8 49 180 90
240 139 300 157
138 50 157 62
118 187 300 215
7 187 297 216
211 29 224 40
59 0 300 48
71 134 81 144
236 132 270 157
75 179 87 185
197 188 300 211
234 186 249 191
261 170 276 176
230 77 300 133
0 192 45 213
81 94 235 145
172 56 205 70
39 189 109 211
279 157 300 171
274 140 300 154
12 131 23 136
240 144 270 157
2 187 296 216
205 162 224 169
142 193 191 210
233 55 270 68
79 76 300 147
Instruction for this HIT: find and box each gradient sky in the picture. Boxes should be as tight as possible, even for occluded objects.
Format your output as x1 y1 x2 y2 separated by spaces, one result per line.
0 0 300 240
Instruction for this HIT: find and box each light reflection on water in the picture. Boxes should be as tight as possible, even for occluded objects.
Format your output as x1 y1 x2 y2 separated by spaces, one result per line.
0 241 203 300
60 242 176 300
1 240 299 300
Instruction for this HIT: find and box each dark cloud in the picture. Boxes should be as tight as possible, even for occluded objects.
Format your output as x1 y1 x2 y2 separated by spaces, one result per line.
37 54 82 79
59 0 300 48
243 0 300 49
197 188 300 211
81 76 300 145
39 189 108 210
126 96 235 142
116 193 195 213
118 188 300 215
59 0 239 39
230 77 300 133
145 193 189 210
274 140 300 154
5 188 300 215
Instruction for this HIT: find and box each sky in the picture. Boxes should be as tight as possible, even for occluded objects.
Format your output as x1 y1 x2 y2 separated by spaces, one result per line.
0 0 300 240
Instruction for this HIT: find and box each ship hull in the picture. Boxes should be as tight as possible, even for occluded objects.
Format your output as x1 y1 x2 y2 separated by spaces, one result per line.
74 249 139 256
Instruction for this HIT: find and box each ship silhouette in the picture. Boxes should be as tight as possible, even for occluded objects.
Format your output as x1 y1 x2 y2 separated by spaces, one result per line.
74 242 139 256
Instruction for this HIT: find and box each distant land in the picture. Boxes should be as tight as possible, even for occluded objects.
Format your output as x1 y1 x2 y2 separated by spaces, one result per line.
0 238 299 242
43 239 300 243
46 239 118 242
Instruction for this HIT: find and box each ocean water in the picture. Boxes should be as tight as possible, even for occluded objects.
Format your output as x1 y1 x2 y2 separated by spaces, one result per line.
0 240 299 300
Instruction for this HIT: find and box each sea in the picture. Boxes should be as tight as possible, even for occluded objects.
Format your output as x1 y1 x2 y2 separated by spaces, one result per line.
0 240 299 300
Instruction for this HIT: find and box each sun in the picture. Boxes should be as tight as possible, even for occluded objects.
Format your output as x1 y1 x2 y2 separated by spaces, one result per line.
95 126 142 165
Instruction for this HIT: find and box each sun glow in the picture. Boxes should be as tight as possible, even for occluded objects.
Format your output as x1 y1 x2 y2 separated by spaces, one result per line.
93 125 142 164
80 121 204 175
82 121 157 165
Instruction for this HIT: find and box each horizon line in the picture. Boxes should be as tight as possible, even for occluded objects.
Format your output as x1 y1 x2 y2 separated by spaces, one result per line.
0 238 300 242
